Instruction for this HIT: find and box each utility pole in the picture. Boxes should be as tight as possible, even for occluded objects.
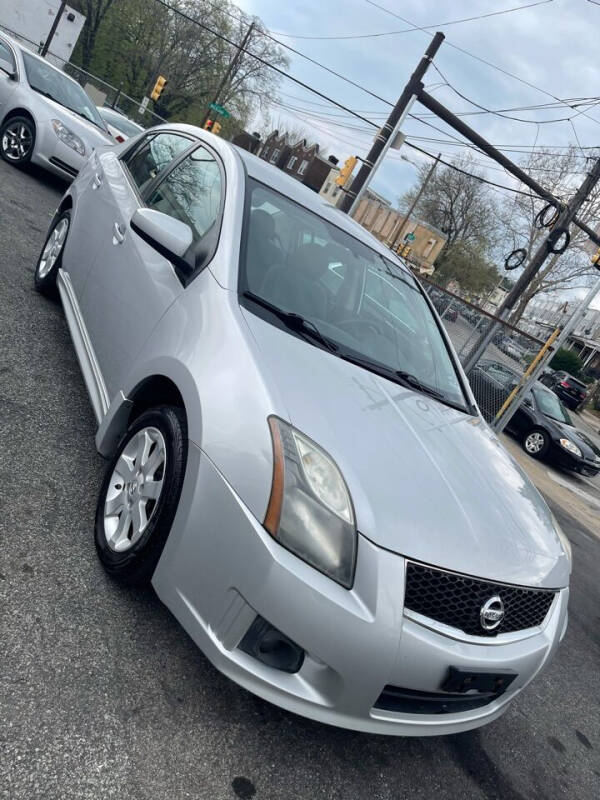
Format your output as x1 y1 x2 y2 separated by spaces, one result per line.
201 21 255 127
494 276 600 434
339 32 444 215
386 153 441 252
463 157 600 374
41 0 67 58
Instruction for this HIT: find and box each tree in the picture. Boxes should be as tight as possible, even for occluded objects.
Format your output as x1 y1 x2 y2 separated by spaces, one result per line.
431 241 501 295
399 154 501 253
499 146 600 325
399 155 501 293
69 0 117 72
549 347 584 377
71 0 288 130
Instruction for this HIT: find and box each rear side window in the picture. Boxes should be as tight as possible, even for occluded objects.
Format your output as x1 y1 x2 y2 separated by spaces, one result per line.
122 132 192 194
146 146 222 241
0 39 16 72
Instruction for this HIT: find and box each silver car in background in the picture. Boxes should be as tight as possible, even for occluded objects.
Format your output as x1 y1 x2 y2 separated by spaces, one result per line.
34 123 571 736
0 33 112 180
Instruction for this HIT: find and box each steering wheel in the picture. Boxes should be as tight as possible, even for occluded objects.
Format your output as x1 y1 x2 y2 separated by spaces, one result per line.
336 318 385 337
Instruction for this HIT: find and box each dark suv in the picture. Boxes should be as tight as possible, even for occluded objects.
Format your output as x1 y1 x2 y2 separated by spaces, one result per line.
540 370 587 410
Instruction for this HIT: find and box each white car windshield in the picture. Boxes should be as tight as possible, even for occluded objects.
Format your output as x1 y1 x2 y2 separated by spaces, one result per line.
240 181 468 411
22 52 106 130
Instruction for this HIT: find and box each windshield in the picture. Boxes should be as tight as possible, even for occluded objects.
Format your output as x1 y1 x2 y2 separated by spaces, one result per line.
533 388 572 424
240 181 468 411
22 52 105 130
99 107 143 138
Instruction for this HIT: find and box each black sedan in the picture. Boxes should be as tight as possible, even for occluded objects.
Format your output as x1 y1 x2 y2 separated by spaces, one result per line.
469 360 600 476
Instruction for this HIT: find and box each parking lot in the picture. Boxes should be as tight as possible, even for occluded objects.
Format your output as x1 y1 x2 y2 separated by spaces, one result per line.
0 159 598 800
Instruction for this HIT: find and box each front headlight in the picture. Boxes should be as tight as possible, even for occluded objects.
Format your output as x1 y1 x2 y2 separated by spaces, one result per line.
559 438 582 458
264 417 357 588
51 119 85 156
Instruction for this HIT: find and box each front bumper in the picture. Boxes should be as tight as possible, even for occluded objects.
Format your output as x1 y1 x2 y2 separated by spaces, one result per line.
152 443 568 736
550 443 600 476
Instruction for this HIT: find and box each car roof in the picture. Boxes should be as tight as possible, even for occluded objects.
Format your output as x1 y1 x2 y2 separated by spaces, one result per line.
146 123 413 274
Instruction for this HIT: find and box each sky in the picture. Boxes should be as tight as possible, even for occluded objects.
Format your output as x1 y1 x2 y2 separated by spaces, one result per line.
235 0 600 304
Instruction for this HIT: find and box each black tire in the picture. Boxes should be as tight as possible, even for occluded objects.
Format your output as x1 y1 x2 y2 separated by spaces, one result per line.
0 115 36 166
34 210 71 298
523 427 550 459
94 405 187 585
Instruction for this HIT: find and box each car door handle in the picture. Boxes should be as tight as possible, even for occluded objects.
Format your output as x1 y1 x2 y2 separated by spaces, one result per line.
92 172 103 189
112 222 126 245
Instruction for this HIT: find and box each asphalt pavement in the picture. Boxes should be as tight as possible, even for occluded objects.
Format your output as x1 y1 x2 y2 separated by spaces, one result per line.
0 159 598 800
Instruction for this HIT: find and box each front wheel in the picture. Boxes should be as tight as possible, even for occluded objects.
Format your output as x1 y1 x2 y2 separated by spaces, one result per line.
94 405 188 585
35 211 70 298
0 116 35 165
523 428 550 459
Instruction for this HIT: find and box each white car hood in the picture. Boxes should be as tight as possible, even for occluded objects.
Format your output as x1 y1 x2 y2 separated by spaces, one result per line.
243 310 570 589
37 95 113 147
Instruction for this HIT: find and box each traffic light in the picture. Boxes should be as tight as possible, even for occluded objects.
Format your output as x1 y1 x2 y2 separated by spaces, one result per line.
150 75 167 102
401 245 412 258
592 247 600 266
203 119 213 131
212 121 222 135
335 155 357 186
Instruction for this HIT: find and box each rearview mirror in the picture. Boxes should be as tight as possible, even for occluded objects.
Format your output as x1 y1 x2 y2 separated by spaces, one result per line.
130 208 193 262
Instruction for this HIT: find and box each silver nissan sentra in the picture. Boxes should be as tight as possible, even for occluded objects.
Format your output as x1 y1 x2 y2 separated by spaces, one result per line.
34 123 571 736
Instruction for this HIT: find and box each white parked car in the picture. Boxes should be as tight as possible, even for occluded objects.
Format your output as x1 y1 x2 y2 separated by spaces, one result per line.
0 32 112 180
97 105 144 143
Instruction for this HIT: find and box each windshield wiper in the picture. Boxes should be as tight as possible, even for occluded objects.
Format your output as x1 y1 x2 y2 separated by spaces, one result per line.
242 291 338 353
394 370 445 400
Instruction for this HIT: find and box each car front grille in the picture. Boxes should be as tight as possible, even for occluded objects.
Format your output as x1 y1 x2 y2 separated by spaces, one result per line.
404 561 556 637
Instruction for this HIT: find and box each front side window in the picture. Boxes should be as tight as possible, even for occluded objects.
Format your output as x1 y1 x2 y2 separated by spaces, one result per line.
145 145 222 241
240 181 468 411
0 39 16 72
21 51 105 130
123 132 192 193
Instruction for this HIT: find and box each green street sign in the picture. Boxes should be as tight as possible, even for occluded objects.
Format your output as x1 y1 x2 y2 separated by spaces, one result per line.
209 102 230 118
404 232 416 241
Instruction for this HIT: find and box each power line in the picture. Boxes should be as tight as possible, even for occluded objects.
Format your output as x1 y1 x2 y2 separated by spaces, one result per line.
365 0 600 129
150 0 380 128
431 63 600 125
268 1 554 40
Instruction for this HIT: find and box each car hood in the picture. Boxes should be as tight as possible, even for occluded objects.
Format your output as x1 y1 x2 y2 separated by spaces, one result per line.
243 311 570 588
37 95 112 147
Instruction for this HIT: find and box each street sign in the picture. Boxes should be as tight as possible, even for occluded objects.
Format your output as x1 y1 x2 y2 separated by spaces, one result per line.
209 102 230 118
138 96 149 115
404 232 416 241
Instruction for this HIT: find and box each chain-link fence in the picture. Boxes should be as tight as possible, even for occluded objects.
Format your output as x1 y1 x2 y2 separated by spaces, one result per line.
421 279 549 424
0 22 166 130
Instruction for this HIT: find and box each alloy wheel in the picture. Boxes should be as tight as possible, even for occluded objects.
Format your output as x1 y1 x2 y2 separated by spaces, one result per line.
1 121 33 162
103 427 166 552
38 218 69 279
525 431 545 454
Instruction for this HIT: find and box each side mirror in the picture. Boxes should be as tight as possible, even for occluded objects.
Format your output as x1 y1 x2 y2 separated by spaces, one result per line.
130 208 193 263
0 58 16 79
